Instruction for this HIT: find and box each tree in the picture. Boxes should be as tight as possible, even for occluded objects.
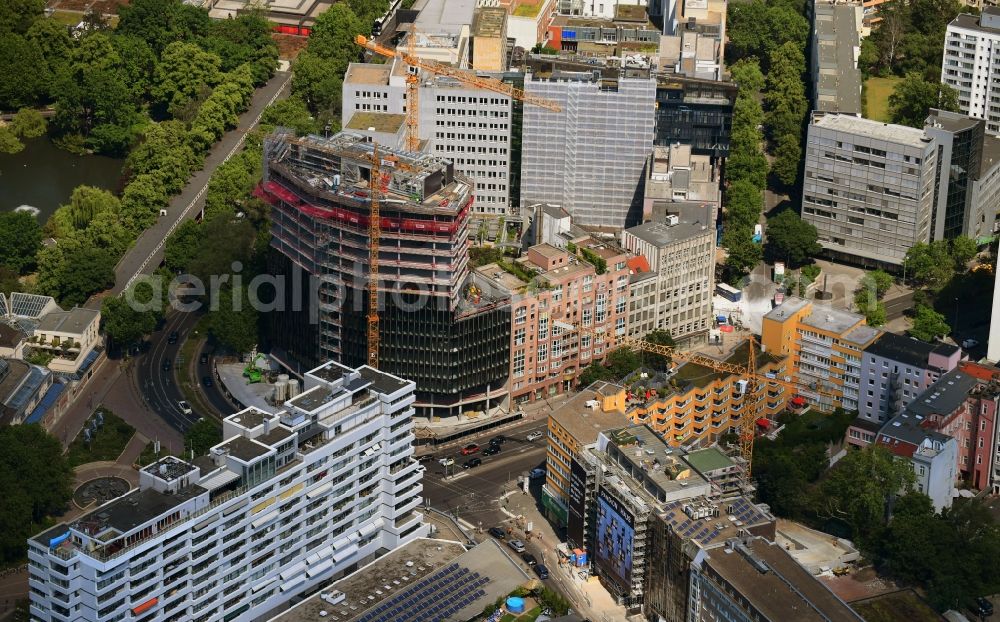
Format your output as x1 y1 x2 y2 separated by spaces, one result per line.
816 445 916 540
861 269 894 299
726 148 769 189
292 51 345 119
40 244 116 307
307 4 364 69
185 418 222 456
949 235 977 267
0 211 42 273
9 107 46 138
117 0 211 55
152 41 222 118
47 186 121 239
165 220 204 273
206 287 259 353
261 97 319 136
909 304 950 341
0 126 23 154
101 294 158 348
723 229 763 275
640 329 675 371
854 295 887 326
729 58 765 94
770 133 801 187
0 34 49 110
889 72 959 127
0 0 44 35
904 241 953 289
578 361 615 387
764 209 820 267
188 215 257 284
0 266 22 294
0 424 73 563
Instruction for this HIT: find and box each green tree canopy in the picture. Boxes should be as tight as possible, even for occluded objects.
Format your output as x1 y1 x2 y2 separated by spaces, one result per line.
0 424 73 563
10 107 46 138
185 418 222 456
0 34 50 110
0 211 42 274
46 185 121 239
261 96 319 136
38 243 116 307
729 57 765 94
102 293 159 348
904 240 954 289
723 229 763 276
0 0 44 35
889 73 959 127
764 209 820 267
0 126 23 154
909 304 950 341
117 0 211 55
152 41 222 119
949 235 977 267
207 287 259 353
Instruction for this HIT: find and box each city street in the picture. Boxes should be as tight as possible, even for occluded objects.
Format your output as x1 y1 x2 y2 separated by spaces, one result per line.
136 310 203 433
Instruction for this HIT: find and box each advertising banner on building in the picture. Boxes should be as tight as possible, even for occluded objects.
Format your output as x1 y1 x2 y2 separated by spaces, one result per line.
594 489 635 593
567 458 587 550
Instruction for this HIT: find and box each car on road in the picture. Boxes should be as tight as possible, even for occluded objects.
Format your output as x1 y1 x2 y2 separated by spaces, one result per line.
463 457 482 469
202 376 214 388
482 445 500 456
461 443 480 455
489 435 506 445
162 360 172 372
535 564 549 580
199 353 209 364
962 338 980 349
416 454 436 463
530 467 546 480
488 527 506 540
521 552 538 567
178 401 193 415
508 539 526 554
526 431 543 442
167 331 179 344
438 457 455 467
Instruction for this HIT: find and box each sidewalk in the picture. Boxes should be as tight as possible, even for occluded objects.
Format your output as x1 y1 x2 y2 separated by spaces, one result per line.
500 488 627 621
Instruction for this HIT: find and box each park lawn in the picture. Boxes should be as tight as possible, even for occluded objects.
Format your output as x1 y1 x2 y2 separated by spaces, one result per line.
499 607 543 622
864 77 902 122
65 409 136 468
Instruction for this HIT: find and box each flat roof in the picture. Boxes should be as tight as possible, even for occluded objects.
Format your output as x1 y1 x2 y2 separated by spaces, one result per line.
980 133 1000 177
218 436 272 462
413 0 476 35
625 220 713 248
606 425 711 495
813 2 861 115
660 495 773 548
864 332 939 368
56 485 205 543
345 112 406 134
227 408 268 430
702 538 863 621
800 305 865 336
551 382 630 445
763 296 811 322
684 446 734 473
906 368 978 419
843 324 880 346
472 6 506 37
271 538 530 622
36 307 99 334
812 114 930 148
359 365 411 395
344 62 391 86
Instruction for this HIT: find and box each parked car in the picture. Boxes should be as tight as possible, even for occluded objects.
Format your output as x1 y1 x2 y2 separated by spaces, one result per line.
202 376 214 388
417 454 436 463
488 527 506 540
438 457 455 467
530 467 546 480
535 564 549 580
482 446 500 456
461 443 480 455
463 457 482 469
508 539 526 554
167 331 179 344
178 401 193 415
526 431 544 442
962 338 980 349
521 552 538 567
489 435 506 445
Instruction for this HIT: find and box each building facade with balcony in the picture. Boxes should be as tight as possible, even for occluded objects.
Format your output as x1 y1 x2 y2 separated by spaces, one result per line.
621 340 789 448
477 241 631 405
762 297 881 412
27 362 428 622
942 8 1000 136
858 332 964 423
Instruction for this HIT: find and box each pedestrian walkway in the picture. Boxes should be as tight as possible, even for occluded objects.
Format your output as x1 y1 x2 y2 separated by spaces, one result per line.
500 487 627 621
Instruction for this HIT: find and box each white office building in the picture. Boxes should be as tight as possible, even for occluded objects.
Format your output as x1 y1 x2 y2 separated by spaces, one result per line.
942 7 1000 135
342 59 514 214
28 362 427 622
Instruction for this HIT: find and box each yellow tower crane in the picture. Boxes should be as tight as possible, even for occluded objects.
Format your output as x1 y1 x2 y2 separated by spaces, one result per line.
355 33 562 153
570 328 834 489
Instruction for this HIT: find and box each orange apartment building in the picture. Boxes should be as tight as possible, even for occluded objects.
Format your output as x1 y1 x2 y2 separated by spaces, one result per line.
476 240 631 404
761 297 881 413
621 340 790 448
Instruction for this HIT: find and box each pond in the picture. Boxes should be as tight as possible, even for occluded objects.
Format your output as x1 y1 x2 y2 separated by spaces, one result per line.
0 137 125 225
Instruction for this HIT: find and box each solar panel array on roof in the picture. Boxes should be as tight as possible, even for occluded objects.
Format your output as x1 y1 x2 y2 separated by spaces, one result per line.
9 293 56 319
355 563 490 622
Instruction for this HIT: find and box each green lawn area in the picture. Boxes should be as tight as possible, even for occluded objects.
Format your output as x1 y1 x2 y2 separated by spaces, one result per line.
513 2 542 17
864 77 902 122
49 11 82 27
65 409 136 468
499 607 543 622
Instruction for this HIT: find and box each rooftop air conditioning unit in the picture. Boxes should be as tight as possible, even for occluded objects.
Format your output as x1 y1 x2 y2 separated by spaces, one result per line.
664 215 679 226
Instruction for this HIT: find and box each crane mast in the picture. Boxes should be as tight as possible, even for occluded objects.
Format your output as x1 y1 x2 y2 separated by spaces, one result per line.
367 144 381 368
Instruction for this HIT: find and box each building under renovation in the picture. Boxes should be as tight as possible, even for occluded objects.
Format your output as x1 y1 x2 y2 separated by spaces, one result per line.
259 130 510 420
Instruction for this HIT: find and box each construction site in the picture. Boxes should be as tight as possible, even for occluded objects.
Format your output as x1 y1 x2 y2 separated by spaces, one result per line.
259 130 512 422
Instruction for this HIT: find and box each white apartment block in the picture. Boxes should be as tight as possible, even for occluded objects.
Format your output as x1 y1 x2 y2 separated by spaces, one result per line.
942 8 1000 135
802 114 938 267
621 208 715 347
342 59 513 214
28 362 428 622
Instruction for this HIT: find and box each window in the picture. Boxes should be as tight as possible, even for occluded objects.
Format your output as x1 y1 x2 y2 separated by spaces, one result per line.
538 344 548 362
513 351 525 377
515 307 526 325
615 298 626 314
514 328 525 346
538 316 549 340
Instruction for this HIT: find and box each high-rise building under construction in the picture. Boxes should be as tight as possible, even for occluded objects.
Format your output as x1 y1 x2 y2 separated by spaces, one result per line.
259 130 510 419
